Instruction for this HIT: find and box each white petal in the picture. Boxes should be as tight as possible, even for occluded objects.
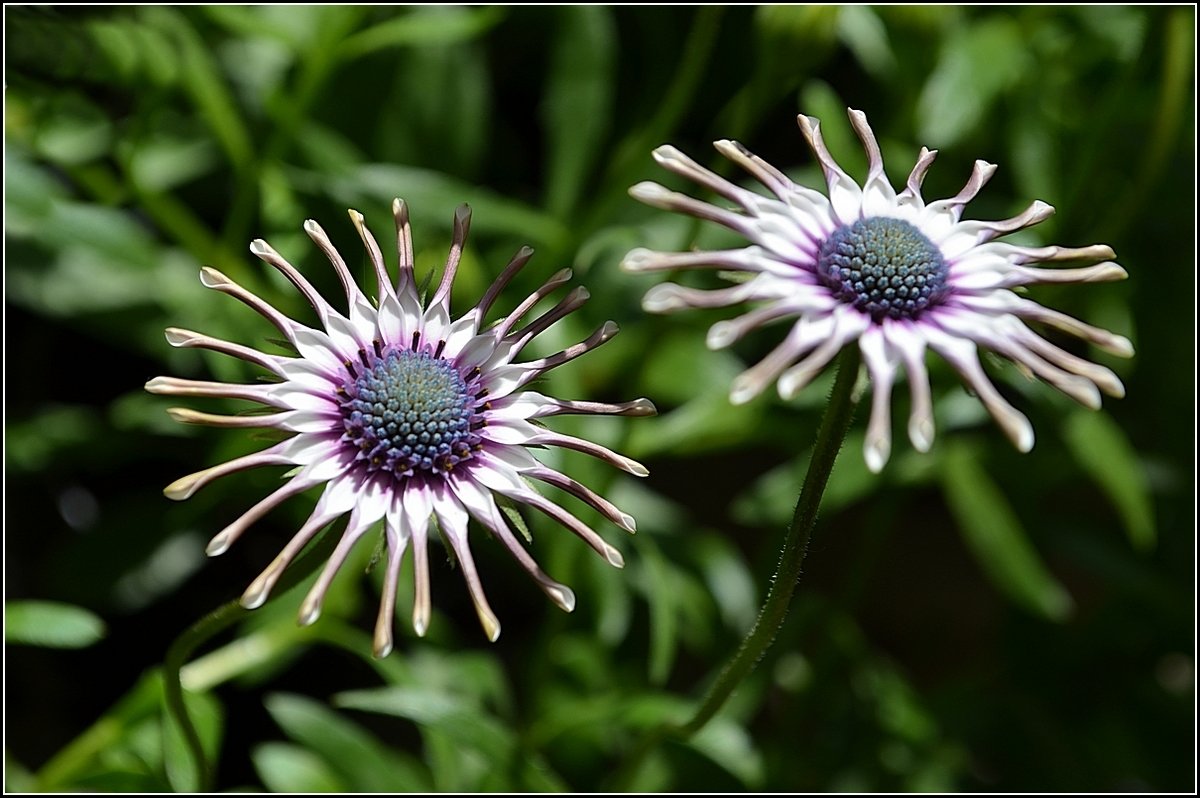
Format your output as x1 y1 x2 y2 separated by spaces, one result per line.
292 327 350 375
858 326 897 473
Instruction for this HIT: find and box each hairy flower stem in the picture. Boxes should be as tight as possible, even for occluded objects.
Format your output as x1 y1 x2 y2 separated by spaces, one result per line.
163 600 245 791
613 347 861 788
163 527 339 790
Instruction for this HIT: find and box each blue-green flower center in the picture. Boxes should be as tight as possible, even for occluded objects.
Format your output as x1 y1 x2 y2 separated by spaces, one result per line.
816 217 948 320
341 349 481 477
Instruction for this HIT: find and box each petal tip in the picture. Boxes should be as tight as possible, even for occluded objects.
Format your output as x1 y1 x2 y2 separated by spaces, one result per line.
297 599 321 627
480 613 501 643
729 380 758 406
164 328 194 347
373 627 394 658
624 458 650 478
707 321 736 349
629 181 671 203
642 284 682 313
628 398 658 417
909 418 935 453
1111 336 1135 358
548 584 576 613
239 584 269 611
163 475 198 501
205 532 231 557
652 144 684 163
199 266 231 289
864 439 889 474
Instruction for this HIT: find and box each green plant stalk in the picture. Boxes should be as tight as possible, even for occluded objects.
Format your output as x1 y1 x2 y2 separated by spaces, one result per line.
613 346 861 788
34 714 125 790
162 600 246 791
162 525 340 790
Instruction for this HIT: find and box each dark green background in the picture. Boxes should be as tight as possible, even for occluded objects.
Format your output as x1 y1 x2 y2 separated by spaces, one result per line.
5 6 1194 792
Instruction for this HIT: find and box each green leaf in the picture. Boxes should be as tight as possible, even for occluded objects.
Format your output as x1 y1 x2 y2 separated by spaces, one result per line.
917 17 1030 146
264 693 431 792
125 133 218 193
338 6 506 60
688 717 765 787
836 6 896 79
334 686 516 764
317 163 569 251
1074 5 1148 62
162 689 223 792
692 536 758 632
32 94 113 166
542 6 616 216
5 600 106 648
61 769 168 793
142 7 254 174
940 443 1073 621
374 10 493 177
519 755 570 792
1062 410 1155 551
639 537 678 685
5 405 99 474
252 743 346 793
6 750 36 792
497 497 534 544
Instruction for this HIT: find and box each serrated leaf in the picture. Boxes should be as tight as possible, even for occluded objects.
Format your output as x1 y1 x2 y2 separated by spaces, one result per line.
940 443 1073 621
1062 410 1155 551
5 600 106 648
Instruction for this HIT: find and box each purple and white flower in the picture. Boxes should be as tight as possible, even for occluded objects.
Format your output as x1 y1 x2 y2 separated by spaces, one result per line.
624 108 1132 472
148 201 653 654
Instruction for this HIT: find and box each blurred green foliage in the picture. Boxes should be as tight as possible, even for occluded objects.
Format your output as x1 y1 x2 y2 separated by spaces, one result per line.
5 5 1194 792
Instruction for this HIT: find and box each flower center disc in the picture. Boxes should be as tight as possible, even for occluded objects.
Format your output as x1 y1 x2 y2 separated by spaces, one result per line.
341 349 480 477
816 217 948 320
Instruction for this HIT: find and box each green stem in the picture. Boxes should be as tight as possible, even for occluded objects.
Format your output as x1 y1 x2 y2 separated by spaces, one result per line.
162 525 340 790
613 346 861 788
163 601 246 791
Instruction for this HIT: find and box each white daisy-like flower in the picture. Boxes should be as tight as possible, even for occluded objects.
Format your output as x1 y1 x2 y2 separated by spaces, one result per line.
623 108 1132 472
148 201 653 654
